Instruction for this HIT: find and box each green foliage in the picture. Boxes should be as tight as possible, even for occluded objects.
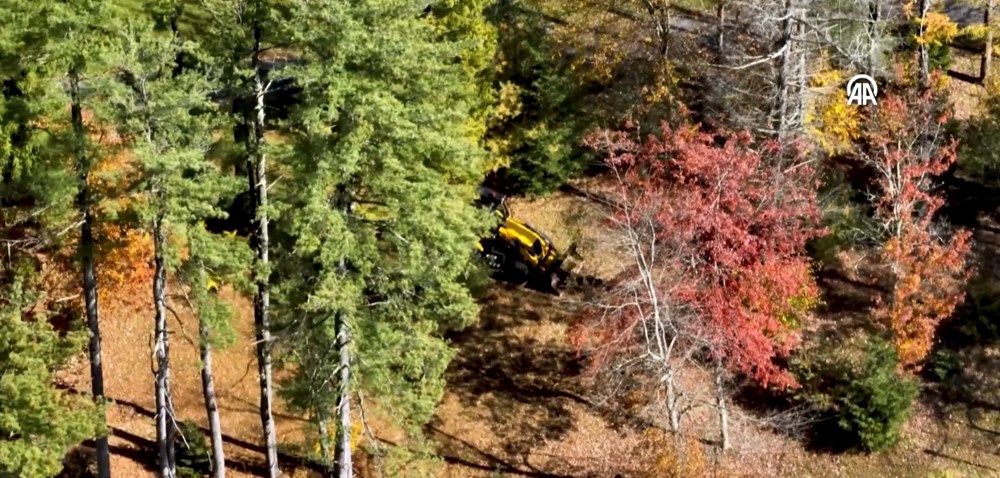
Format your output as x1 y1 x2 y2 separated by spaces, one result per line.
958 84 1000 185
898 19 953 72
0 0 128 232
485 0 594 193
925 348 961 382
793 336 918 452
107 11 249 348
807 168 877 265
175 421 211 478
270 0 491 451
0 268 103 478
428 0 502 172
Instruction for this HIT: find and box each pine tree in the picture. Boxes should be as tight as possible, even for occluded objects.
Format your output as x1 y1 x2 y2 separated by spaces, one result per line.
1 3 132 476
198 1 293 474
179 226 250 478
0 266 103 478
272 1 489 474
106 13 248 477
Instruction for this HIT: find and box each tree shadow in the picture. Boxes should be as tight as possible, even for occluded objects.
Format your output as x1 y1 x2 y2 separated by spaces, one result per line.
427 427 580 478
434 283 592 466
55 385 326 476
814 266 883 316
60 426 271 476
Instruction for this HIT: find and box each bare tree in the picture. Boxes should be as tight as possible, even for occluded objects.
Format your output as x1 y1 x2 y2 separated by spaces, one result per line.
581 167 712 438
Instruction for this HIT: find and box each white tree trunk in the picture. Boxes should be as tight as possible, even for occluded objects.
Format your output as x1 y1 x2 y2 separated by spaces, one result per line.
153 214 176 478
717 2 726 61
335 313 353 478
665 370 681 433
199 317 226 478
248 16 280 478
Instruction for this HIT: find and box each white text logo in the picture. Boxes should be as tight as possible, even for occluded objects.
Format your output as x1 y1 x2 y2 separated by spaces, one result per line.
846 74 878 106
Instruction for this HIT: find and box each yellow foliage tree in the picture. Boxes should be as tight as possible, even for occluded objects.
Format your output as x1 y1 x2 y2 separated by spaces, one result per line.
804 68 861 155
917 12 959 46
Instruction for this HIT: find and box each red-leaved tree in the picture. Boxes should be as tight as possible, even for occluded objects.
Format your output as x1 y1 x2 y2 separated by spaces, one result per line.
861 89 973 370
577 121 822 447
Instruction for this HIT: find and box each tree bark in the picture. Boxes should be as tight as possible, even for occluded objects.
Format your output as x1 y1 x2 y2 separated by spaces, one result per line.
318 414 333 471
716 2 725 62
774 0 795 138
153 213 176 478
665 370 681 433
198 289 226 478
868 0 881 73
69 71 111 478
982 0 995 83
715 364 730 451
248 13 280 477
642 0 671 57
334 312 352 478
918 0 930 86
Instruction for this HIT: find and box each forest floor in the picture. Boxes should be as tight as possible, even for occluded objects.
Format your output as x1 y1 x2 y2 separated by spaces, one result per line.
55 170 1000 477
39 1 1000 475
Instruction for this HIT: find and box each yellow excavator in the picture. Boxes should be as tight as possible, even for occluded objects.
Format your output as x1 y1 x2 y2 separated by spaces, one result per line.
475 187 582 294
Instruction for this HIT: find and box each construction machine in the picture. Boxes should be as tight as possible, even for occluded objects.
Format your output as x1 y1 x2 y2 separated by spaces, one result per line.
475 187 583 294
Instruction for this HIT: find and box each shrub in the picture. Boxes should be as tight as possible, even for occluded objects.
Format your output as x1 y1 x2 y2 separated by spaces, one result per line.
807 167 878 266
957 78 1000 185
925 348 961 382
639 429 708 478
175 421 211 478
793 336 918 452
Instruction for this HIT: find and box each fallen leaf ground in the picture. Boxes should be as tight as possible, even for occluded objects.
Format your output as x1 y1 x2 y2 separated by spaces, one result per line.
55 184 1000 478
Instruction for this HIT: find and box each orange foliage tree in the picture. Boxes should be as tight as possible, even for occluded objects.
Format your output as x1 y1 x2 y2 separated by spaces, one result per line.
861 86 973 369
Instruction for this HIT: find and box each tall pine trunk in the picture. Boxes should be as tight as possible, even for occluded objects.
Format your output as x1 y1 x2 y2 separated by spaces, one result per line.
153 213 176 478
69 71 111 478
198 298 226 478
248 15 280 477
335 312 352 478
